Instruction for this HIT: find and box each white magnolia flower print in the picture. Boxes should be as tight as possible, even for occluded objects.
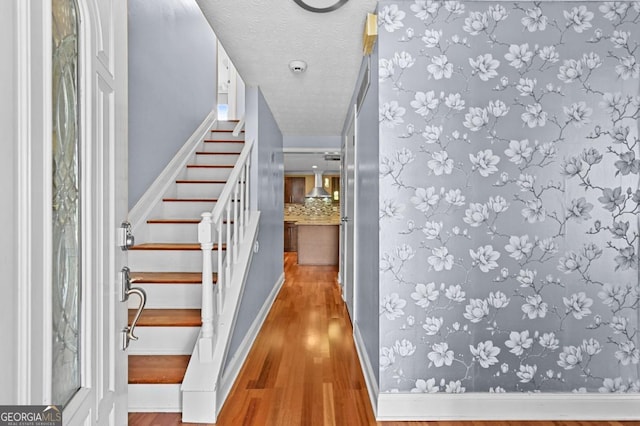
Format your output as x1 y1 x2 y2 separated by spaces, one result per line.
393 51 416 69
443 1 465 15
516 78 536 97
380 293 407 320
558 345 583 370
463 11 489 35
470 245 501 272
411 187 439 212
564 102 592 127
445 284 466 302
610 316 628 334
521 198 546 223
505 330 534 356
395 244 415 262
582 52 602 70
422 29 442 47
505 235 533 260
469 54 500 81
488 100 509 117
517 364 537 383
489 4 508 21
504 43 533 68
558 251 585 273
379 101 406 128
411 282 439 307
379 58 395 82
410 91 439 116
469 149 500 176
423 316 444 335
463 298 490 323
558 59 583 82
505 139 533 164
379 4 406 32
599 377 628 393
445 189 465 206
428 342 454 367
488 291 510 309
423 221 443 239
521 7 547 32
598 283 626 306
380 346 395 370
564 5 594 33
563 292 593 319
611 30 630 49
522 294 548 319
444 93 465 110
463 202 489 227
411 378 439 393
538 45 560 63
599 2 628 21
463 107 489 131
411 0 440 20
615 341 640 366
539 332 560 350
394 339 417 357
581 338 602 356
521 103 547 128
428 151 454 175
616 56 640 80
566 197 594 222
380 199 405 221
428 246 454 271
516 269 536 287
427 55 454 80
470 340 501 368
445 380 465 393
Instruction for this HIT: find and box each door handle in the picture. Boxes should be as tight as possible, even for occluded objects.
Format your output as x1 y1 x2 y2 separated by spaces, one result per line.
120 267 147 350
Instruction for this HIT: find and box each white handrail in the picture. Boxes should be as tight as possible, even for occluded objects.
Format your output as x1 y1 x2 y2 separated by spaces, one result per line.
232 115 245 137
197 129 253 360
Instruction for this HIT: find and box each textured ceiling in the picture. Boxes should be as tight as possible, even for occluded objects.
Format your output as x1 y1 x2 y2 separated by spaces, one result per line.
196 0 378 136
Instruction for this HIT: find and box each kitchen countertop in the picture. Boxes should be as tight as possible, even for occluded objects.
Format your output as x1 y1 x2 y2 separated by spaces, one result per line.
284 214 340 225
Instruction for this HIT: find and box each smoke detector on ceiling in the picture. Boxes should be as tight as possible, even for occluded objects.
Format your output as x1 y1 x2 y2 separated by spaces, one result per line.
289 60 307 73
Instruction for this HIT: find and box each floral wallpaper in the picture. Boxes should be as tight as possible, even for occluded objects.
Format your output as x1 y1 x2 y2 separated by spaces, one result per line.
378 0 640 393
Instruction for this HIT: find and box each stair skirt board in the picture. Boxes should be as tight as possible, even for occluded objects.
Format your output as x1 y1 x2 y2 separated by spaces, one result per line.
127 327 200 355
127 284 201 309
128 384 182 412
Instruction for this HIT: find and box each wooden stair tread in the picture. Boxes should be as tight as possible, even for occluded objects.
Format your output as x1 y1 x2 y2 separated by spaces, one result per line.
130 243 226 250
130 308 202 327
186 164 234 169
195 151 242 155
210 129 244 133
128 355 190 384
146 218 233 224
204 139 244 143
130 271 217 284
175 180 227 184
162 198 218 202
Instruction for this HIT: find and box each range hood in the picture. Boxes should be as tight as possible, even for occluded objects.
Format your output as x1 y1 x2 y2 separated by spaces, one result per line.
305 171 331 198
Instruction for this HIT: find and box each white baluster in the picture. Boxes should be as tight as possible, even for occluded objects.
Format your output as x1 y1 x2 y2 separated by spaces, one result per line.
239 165 245 242
217 218 223 314
233 182 239 262
198 212 214 361
226 203 232 286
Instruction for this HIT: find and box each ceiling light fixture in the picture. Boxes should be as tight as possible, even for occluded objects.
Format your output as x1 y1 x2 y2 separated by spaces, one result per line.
292 0 349 13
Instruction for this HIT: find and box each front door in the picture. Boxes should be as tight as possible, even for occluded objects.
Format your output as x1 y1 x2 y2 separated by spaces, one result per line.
57 0 129 424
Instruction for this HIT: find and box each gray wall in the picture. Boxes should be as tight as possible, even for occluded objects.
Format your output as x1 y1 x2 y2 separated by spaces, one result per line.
128 0 217 207
224 86 284 368
0 0 17 403
352 53 381 384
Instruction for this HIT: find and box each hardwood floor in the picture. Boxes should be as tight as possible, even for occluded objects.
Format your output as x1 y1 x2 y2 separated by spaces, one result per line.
129 253 640 426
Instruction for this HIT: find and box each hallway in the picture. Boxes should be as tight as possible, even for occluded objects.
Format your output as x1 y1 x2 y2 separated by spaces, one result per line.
129 254 640 426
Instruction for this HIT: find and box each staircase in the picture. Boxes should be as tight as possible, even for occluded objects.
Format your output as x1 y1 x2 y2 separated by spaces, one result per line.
127 119 251 415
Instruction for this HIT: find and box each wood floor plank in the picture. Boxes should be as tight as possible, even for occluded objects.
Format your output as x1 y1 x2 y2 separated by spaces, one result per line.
128 355 190 384
128 252 640 425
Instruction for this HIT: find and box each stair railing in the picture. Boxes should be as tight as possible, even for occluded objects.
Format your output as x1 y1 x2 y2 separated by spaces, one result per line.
197 135 253 361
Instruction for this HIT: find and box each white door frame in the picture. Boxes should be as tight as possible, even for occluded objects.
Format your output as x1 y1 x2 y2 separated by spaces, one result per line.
14 0 129 423
341 104 357 321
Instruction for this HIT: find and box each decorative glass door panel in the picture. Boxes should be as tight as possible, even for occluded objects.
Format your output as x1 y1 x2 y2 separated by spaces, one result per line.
52 0 80 406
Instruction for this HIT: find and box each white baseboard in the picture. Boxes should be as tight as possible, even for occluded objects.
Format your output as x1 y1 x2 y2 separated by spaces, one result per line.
377 392 640 421
217 271 285 405
353 322 379 416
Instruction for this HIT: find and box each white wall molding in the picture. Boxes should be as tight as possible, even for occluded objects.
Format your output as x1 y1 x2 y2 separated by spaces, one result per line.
353 322 378 416
377 392 640 421
128 109 217 231
217 272 285 406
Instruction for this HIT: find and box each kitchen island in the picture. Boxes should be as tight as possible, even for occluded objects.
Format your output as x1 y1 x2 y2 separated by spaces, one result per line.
284 212 340 265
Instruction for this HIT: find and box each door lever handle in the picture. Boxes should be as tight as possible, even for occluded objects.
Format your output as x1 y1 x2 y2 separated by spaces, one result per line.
120 267 147 350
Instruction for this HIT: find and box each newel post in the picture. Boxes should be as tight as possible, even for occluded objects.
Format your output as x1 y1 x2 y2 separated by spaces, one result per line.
198 212 215 361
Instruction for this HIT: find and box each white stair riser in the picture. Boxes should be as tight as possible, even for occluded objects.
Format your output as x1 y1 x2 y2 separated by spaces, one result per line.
128 327 200 355
162 201 217 217
129 250 224 272
195 154 240 166
127 283 201 309
201 141 244 152
176 182 225 199
214 121 240 131
206 132 245 141
185 167 233 181
148 223 228 243
128 384 181 412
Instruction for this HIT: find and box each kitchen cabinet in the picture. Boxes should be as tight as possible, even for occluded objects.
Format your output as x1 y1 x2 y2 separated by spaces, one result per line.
284 221 298 252
284 177 306 204
297 224 339 265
